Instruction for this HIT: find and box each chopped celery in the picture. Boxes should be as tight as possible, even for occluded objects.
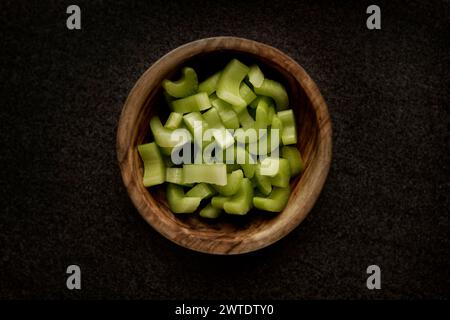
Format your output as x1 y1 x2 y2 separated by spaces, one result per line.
239 82 257 106
164 112 183 130
213 169 243 196
211 196 229 209
254 79 289 110
253 186 290 212
267 104 275 125
226 163 241 173
138 142 166 187
186 183 216 199
210 95 240 129
202 108 235 149
238 107 255 129
172 92 212 114
234 127 258 144
270 158 291 187
260 157 281 177
271 115 283 145
183 164 227 185
165 167 192 186
255 97 271 130
247 64 264 88
198 71 222 95
223 178 253 215
253 164 272 196
281 146 304 176
216 59 249 108
199 204 222 219
277 109 297 145
235 145 256 178
166 183 202 213
150 116 191 149
162 67 198 98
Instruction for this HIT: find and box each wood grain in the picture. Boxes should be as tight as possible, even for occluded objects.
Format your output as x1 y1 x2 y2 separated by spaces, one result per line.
116 37 332 254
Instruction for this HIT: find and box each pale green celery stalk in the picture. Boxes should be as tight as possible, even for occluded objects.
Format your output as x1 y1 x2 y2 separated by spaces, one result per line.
238 107 255 129
210 95 240 129
164 112 184 130
162 67 198 98
202 108 235 149
213 169 244 196
137 142 166 187
165 167 193 186
223 178 253 215
182 112 209 154
277 109 297 145
253 186 291 212
247 64 264 88
255 96 271 130
267 104 275 124
198 71 222 95
226 163 241 173
271 115 283 145
185 183 216 199
259 157 281 177
172 92 212 114
211 196 229 209
253 164 272 196
281 146 303 176
216 59 249 108
270 158 291 187
254 79 289 110
199 204 222 218
150 116 192 151
183 164 227 185
235 145 256 179
166 183 202 213
239 82 257 106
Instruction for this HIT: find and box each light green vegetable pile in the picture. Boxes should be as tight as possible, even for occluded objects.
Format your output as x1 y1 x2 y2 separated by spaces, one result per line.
138 59 304 218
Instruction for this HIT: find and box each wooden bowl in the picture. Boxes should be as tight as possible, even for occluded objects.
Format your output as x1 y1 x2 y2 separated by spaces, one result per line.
116 37 332 254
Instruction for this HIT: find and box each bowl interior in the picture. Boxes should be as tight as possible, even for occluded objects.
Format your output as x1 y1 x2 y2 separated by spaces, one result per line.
134 49 320 236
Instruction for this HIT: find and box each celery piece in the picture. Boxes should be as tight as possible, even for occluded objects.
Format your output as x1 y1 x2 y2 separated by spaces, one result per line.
213 169 244 196
216 59 249 108
183 112 206 134
253 186 291 212
253 164 272 196
198 71 222 96
277 109 297 145
162 67 198 98
238 107 255 129
234 127 258 145
172 92 212 114
164 112 184 130
210 95 240 129
271 115 283 145
260 157 281 177
186 183 216 199
202 108 235 149
166 183 202 213
226 163 241 173
165 167 183 184
163 91 175 110
150 116 191 149
211 196 229 209
235 145 256 179
270 158 291 187
281 146 304 176
223 178 253 215
137 142 166 187
255 96 271 130
239 82 257 106
247 64 264 88
267 104 275 125
254 79 289 110
183 164 227 185
199 204 222 219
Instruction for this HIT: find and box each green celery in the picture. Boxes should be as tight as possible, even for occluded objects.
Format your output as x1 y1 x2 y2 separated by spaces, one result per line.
213 169 243 196
183 164 227 185
198 71 222 95
216 59 249 108
166 183 201 213
186 183 216 199
172 92 212 114
199 204 222 219
281 146 304 176
247 64 264 88
223 178 253 215
238 107 255 129
253 164 272 196
255 96 271 130
162 67 198 98
254 79 289 110
270 158 291 187
202 108 235 149
277 109 297 145
239 82 257 106
164 112 184 130
253 186 291 212
150 116 191 151
137 142 166 187
210 95 240 129
271 115 283 145
235 145 256 179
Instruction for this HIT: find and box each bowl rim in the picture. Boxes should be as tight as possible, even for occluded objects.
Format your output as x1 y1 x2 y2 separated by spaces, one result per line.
116 36 332 254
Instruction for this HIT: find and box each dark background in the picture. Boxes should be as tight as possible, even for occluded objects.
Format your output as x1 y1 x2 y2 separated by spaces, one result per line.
0 0 448 299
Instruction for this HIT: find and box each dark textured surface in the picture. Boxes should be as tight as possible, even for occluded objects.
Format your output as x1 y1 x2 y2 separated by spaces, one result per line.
0 0 448 299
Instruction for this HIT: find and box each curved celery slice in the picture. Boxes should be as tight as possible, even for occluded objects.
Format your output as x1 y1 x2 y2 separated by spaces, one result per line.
239 82 257 106
166 183 201 213
165 167 193 186
164 112 183 130
172 92 212 114
213 169 243 196
216 59 249 108
267 104 275 125
270 158 291 187
162 67 198 98
260 157 281 177
186 183 216 199
235 145 256 179
271 115 283 145
281 146 304 176
253 186 290 212
138 142 166 187
248 64 264 88
150 116 192 156
199 204 222 219
277 109 297 145
223 178 253 215
183 164 227 186
198 71 222 95
202 108 235 149
255 97 271 130
253 164 272 196
210 95 240 129
211 196 228 209
254 79 289 110
238 107 255 129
